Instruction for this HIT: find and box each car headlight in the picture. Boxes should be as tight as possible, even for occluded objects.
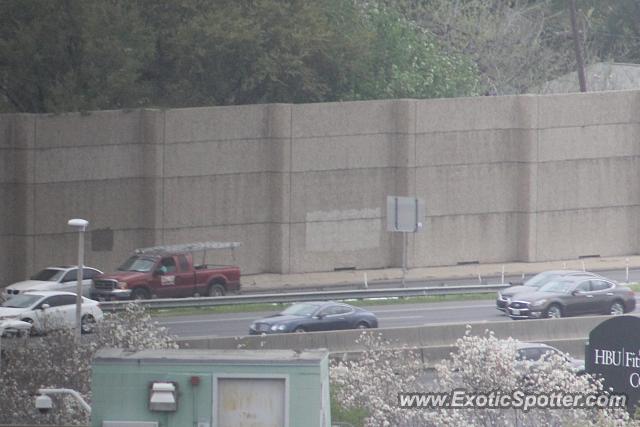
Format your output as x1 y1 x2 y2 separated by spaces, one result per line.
270 324 287 331
116 281 128 289
0 315 18 321
531 299 547 307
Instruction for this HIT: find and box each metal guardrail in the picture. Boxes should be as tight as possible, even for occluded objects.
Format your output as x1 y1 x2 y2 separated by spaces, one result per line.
97 283 510 311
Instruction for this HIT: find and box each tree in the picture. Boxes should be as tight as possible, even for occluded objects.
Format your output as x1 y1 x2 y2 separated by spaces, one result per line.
0 0 154 113
0 0 481 113
395 0 599 95
331 328 634 426
0 304 178 425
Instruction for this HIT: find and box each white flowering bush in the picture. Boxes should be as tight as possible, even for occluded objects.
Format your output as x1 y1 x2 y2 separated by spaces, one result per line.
0 303 178 425
331 327 636 427
331 332 427 427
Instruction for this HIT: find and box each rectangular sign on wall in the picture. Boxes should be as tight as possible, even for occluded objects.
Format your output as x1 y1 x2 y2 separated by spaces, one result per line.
386 196 425 233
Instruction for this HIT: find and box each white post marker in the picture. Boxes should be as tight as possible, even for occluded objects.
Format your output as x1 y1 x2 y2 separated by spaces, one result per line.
68 218 88 342
626 258 630 283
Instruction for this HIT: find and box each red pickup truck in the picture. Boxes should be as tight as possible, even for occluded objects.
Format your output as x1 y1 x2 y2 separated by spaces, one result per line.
90 242 241 300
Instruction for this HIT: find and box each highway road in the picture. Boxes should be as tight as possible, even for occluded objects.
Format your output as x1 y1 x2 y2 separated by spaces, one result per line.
154 296 640 338
153 268 640 338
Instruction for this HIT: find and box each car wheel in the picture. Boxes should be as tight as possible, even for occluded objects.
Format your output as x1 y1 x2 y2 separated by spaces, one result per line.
81 314 96 334
293 326 306 333
208 283 225 297
356 322 370 329
20 318 37 336
609 301 625 316
545 304 562 319
131 288 150 300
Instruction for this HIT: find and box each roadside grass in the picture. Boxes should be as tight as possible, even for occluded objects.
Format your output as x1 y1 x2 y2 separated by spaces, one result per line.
628 282 640 292
149 292 494 317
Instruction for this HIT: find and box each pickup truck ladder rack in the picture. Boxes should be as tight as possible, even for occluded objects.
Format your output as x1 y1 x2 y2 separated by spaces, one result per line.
134 241 241 264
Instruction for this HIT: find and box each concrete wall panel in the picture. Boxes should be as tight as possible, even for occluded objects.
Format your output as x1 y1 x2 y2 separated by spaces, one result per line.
292 134 396 172
2 90 640 281
164 138 277 177
163 174 273 228
292 100 396 137
538 124 640 162
34 110 142 148
33 144 144 183
164 105 269 143
535 207 640 260
538 90 640 128
416 163 527 216
290 169 395 223
33 179 149 234
416 129 535 166
414 213 525 265
416 95 538 133
289 222 389 272
537 157 640 211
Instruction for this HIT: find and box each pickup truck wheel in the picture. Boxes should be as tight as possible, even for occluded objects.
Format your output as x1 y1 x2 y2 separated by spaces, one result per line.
208 284 225 297
131 288 150 300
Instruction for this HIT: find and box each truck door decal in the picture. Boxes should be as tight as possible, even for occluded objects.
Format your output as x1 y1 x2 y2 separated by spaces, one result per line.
160 275 175 286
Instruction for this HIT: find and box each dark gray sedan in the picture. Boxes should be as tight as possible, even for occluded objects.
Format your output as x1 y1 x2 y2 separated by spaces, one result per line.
249 301 378 334
496 270 603 313
506 275 635 319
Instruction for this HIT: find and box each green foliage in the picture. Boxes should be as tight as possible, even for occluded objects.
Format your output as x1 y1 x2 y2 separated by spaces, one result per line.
340 2 481 100
0 0 481 113
331 388 367 427
0 0 154 113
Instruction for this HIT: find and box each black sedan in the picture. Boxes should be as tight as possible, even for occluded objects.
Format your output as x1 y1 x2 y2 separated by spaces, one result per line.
506 275 635 319
249 301 378 334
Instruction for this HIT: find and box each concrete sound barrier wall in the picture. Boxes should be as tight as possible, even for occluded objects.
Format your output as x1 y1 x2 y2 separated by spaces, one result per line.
2 90 640 285
177 315 612 364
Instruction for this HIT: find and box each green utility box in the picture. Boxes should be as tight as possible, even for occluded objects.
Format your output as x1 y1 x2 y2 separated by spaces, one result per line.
91 348 331 427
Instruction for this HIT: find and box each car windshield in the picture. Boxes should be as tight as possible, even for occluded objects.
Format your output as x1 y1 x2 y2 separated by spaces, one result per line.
281 303 320 316
524 271 560 288
117 256 156 272
538 280 575 294
30 268 64 282
1 294 41 308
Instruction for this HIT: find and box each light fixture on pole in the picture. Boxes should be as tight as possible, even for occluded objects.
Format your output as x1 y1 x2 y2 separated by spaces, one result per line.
67 218 88 341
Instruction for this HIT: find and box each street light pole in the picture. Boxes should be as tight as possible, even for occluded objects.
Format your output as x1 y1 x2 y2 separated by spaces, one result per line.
68 219 88 341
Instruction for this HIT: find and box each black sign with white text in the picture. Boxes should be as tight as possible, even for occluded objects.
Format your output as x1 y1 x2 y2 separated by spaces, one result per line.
585 315 640 413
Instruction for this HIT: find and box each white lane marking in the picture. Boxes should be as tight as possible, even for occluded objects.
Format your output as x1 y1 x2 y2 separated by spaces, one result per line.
371 304 495 314
381 315 424 321
157 315 258 325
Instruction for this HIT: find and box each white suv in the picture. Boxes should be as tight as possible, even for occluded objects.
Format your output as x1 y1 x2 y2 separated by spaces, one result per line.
2 266 103 300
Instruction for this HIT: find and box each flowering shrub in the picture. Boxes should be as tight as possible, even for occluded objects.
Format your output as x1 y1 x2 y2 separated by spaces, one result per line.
0 303 177 425
331 328 636 427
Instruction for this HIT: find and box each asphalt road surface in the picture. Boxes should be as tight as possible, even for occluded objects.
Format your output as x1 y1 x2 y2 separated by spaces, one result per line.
154 268 640 338
154 297 640 338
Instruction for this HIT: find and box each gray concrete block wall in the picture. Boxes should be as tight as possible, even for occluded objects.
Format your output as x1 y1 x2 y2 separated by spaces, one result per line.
2 90 640 285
